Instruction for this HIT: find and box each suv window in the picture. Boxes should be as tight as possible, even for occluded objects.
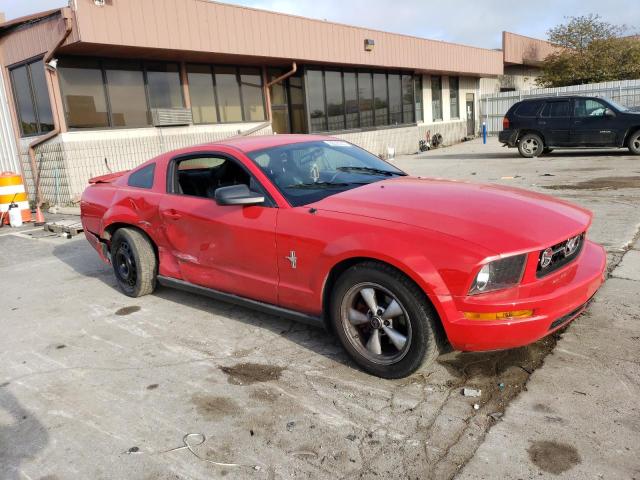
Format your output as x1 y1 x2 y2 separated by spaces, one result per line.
541 101 571 118
574 98 608 117
514 101 543 117
128 163 155 189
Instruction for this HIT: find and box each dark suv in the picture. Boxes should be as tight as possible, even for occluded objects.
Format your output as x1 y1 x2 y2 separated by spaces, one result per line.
499 96 640 158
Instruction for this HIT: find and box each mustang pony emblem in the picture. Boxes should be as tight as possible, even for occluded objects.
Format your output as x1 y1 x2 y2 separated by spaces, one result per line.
286 250 297 269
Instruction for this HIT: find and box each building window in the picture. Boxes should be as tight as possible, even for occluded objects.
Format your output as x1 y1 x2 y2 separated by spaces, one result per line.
239 67 266 121
358 71 374 128
10 59 55 136
431 75 442 121
305 68 420 133
215 66 243 122
414 75 423 122
187 64 218 124
307 69 327 132
59 58 109 128
388 74 402 124
104 60 150 127
401 74 414 124
449 76 459 119
146 62 184 110
373 73 388 126
325 71 345 131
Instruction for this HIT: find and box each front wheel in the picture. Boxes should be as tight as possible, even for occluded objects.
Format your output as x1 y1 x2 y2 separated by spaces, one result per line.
518 133 544 158
330 262 440 378
628 131 640 155
111 228 157 297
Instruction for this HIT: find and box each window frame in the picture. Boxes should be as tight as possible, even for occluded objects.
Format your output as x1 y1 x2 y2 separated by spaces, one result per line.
9 56 54 137
449 76 459 119
431 75 443 122
165 151 276 207
541 100 572 118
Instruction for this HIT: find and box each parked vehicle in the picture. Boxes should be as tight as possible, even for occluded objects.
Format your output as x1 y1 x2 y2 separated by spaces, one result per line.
499 96 640 158
80 135 606 378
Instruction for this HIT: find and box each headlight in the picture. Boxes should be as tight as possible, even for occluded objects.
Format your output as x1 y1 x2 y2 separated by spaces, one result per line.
469 254 527 295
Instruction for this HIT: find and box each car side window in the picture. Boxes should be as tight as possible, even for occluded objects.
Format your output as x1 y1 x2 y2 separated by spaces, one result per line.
574 99 607 118
170 155 271 205
514 101 543 117
541 101 571 118
128 163 155 189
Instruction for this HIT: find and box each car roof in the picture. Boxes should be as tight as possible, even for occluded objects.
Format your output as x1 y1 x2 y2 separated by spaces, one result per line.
518 95 602 102
206 134 338 153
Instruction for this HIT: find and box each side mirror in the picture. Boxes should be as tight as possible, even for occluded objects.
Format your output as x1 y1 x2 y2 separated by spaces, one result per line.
214 184 264 206
604 108 616 118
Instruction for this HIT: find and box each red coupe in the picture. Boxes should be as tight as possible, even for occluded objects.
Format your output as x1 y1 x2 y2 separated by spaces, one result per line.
81 135 606 378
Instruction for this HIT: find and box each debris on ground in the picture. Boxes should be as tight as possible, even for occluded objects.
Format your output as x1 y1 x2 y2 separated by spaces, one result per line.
488 412 503 420
346 434 357 441
286 421 296 432
462 387 482 397
473 404 480 410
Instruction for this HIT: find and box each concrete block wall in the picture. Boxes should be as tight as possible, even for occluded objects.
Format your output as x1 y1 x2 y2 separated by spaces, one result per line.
19 122 271 205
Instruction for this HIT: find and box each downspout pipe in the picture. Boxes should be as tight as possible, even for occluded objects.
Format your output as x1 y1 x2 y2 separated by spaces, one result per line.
264 62 297 128
27 7 72 208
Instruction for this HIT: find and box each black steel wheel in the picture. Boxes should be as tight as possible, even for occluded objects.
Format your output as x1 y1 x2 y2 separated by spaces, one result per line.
111 228 157 297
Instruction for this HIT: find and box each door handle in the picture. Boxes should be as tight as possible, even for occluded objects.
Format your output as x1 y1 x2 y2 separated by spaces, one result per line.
162 209 182 220
538 121 546 125
574 120 582 125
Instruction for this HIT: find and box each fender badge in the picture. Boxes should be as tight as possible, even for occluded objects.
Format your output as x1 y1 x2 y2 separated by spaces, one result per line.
286 251 297 269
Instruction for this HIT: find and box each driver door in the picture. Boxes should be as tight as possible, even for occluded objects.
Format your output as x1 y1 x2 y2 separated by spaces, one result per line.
571 98 617 146
158 153 279 305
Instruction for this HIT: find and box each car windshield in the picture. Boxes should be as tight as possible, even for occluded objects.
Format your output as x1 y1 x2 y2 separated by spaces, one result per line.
604 98 629 112
246 140 406 206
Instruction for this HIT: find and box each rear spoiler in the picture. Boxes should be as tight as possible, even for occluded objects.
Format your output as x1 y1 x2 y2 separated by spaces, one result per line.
88 170 129 184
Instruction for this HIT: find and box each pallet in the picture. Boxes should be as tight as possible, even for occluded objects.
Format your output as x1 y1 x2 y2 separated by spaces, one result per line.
43 219 84 237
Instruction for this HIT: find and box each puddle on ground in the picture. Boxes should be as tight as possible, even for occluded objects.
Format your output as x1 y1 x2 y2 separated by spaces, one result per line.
544 176 640 190
192 394 239 419
220 363 285 385
528 440 581 474
115 306 141 316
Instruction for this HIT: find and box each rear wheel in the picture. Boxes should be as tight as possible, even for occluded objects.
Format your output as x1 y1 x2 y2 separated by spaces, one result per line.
111 228 157 297
330 262 440 378
628 131 640 155
518 133 544 158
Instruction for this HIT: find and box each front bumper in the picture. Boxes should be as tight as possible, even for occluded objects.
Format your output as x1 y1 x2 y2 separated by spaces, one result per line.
440 240 606 351
499 129 518 146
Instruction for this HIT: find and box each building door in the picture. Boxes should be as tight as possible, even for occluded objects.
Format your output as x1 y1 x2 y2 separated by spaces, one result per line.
466 93 475 136
269 69 290 134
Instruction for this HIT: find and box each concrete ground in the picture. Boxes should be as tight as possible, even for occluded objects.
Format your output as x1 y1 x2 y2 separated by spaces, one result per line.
1 138 639 479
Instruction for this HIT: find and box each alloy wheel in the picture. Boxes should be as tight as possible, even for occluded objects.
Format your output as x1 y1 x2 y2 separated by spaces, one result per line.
521 137 539 155
340 282 412 365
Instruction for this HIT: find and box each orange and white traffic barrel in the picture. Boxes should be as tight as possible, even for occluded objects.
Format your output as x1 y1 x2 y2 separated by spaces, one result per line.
0 172 32 224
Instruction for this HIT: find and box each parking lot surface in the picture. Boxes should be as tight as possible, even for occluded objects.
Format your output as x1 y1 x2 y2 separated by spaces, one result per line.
1 138 639 479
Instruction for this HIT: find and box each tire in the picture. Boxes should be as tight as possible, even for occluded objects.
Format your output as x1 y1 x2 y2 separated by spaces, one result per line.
542 147 554 155
518 133 544 158
628 130 640 155
111 228 157 297
330 261 440 378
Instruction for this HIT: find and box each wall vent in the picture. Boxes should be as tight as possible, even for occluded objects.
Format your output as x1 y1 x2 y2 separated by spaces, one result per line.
151 108 193 126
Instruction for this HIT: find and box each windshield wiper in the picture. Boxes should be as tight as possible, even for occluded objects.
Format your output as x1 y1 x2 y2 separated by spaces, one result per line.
287 181 352 189
336 166 406 176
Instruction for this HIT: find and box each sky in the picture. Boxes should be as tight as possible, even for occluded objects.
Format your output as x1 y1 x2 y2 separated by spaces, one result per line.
1 0 639 49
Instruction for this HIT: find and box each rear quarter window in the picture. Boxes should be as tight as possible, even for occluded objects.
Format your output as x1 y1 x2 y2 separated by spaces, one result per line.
514 101 544 117
128 163 155 189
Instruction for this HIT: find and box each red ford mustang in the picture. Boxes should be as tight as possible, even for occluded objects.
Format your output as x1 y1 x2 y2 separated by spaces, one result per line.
81 135 606 378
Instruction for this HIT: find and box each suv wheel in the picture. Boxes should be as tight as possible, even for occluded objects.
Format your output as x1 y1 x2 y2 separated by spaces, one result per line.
330 262 440 378
628 131 640 155
518 133 544 158
111 228 157 297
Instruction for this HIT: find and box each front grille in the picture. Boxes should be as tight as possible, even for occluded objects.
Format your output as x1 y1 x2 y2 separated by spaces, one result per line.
536 233 585 278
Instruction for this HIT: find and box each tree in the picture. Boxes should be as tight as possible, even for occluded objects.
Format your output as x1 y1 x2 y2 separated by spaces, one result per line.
537 14 640 87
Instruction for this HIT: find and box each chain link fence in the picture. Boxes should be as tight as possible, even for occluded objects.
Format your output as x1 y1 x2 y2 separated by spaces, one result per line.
18 123 272 206
481 79 640 135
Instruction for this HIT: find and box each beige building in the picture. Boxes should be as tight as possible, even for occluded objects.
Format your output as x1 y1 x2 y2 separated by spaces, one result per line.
0 1 555 205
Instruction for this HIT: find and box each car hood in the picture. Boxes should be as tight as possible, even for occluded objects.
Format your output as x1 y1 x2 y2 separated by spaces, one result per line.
311 177 592 255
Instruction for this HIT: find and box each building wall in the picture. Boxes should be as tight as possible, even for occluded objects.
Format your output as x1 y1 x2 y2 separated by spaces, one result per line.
17 122 271 205
480 65 542 95
0 64 19 172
